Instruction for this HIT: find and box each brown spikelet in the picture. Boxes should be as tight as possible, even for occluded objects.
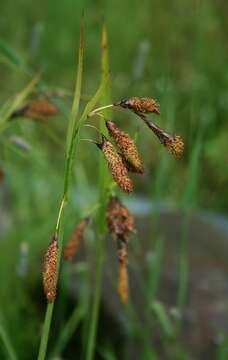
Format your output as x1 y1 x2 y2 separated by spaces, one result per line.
11 102 58 122
43 235 58 303
0 168 4 183
141 115 184 157
64 218 89 262
115 97 160 115
107 197 135 242
106 120 144 174
118 262 129 304
95 136 133 193
117 239 129 304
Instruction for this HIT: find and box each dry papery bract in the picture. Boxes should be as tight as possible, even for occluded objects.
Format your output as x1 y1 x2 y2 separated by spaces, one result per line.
11 101 58 122
43 235 58 303
106 120 144 174
64 217 90 262
95 136 133 193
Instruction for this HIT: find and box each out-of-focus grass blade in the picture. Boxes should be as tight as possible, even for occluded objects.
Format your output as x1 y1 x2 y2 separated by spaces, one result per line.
151 301 175 339
66 19 84 154
0 38 24 69
0 75 40 129
177 133 202 319
0 315 18 360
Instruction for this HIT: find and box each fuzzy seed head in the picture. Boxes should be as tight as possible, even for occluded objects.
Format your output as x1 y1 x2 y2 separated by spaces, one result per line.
141 116 184 157
96 137 133 193
117 97 160 115
165 135 184 157
43 236 58 303
107 197 135 242
12 102 58 121
64 218 89 262
106 120 144 174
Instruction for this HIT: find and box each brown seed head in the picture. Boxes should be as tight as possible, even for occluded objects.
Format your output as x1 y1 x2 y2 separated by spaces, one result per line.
11 102 58 121
116 97 160 115
96 136 133 193
141 116 184 157
43 235 58 303
64 218 89 262
118 262 129 304
106 120 144 174
0 168 4 183
117 239 129 304
107 197 135 242
165 135 184 157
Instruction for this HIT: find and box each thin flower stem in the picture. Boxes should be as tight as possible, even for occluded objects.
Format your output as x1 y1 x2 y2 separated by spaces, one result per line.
88 103 113 117
55 196 67 232
37 305 54 360
0 318 18 360
85 25 111 360
83 124 102 135
80 138 96 143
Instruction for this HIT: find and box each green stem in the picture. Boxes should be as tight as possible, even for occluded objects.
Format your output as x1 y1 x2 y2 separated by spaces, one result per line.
37 53 105 360
85 24 111 360
37 305 54 360
0 320 18 360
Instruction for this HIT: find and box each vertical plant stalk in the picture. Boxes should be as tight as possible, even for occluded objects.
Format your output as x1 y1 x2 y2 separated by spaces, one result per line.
85 25 112 360
37 21 105 360
0 314 18 360
177 135 202 326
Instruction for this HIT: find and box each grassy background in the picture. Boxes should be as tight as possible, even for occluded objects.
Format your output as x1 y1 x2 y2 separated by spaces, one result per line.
0 0 228 359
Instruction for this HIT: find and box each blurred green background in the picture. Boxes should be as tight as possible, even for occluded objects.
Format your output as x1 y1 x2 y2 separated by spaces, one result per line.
0 0 228 359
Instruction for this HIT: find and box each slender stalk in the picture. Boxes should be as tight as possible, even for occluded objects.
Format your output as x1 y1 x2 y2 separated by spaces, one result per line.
37 22 105 360
88 103 113 117
85 25 112 360
37 304 54 360
0 318 18 360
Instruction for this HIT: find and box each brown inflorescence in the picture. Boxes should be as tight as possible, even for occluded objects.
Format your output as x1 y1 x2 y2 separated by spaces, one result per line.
11 101 58 122
0 168 4 183
116 97 160 115
107 197 135 304
107 196 135 242
64 217 89 262
141 115 184 157
96 136 133 193
117 239 129 304
106 120 144 174
43 235 58 303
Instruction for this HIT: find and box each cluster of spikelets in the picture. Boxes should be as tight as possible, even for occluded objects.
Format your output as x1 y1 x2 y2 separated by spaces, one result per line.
42 96 184 304
42 197 135 304
93 97 184 193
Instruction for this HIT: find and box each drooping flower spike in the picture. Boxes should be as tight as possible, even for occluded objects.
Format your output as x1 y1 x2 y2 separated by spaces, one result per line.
95 136 133 193
107 197 135 304
64 217 90 262
106 120 144 174
140 115 184 157
106 196 135 242
43 235 58 303
115 97 160 116
117 238 129 304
